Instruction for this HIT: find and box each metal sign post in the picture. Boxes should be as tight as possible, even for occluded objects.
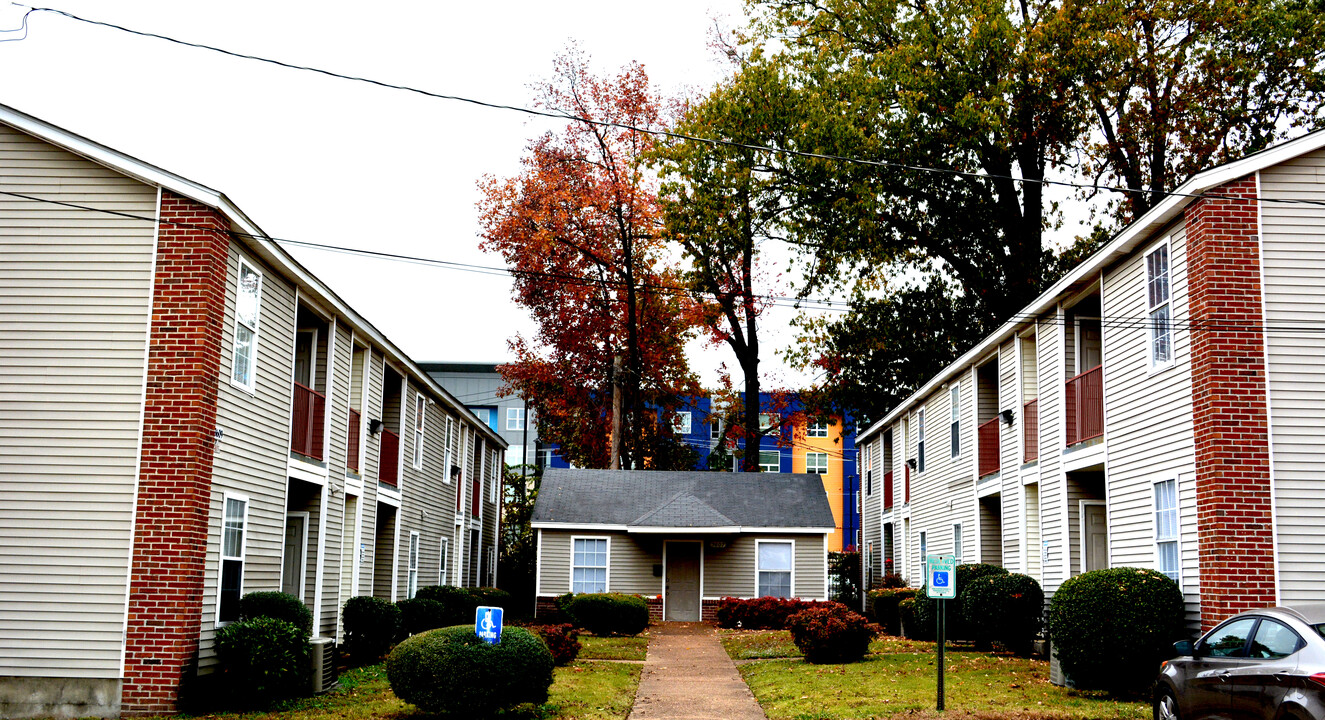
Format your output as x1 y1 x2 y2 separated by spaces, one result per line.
926 555 957 712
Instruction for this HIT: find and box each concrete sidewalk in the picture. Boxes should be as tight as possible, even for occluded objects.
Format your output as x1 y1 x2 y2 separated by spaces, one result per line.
627 623 767 720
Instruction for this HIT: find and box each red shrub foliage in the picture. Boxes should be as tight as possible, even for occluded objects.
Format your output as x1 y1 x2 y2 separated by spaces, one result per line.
787 604 880 664
714 597 839 630
527 623 581 666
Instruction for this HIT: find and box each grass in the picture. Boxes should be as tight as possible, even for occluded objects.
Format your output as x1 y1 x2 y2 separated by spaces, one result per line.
579 634 649 661
721 630 1148 720
164 659 641 720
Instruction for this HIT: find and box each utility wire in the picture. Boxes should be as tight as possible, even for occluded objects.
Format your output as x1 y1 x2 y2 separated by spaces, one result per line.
13 4 1325 210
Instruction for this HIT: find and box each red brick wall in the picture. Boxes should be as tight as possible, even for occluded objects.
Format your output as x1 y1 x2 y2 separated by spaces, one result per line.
1184 174 1277 631
121 192 231 715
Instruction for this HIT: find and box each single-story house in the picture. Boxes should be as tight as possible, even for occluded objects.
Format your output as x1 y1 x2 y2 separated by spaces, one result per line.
531 469 835 621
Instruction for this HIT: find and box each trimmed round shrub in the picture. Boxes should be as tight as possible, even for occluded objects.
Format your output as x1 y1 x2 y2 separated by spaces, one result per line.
528 623 581 665
416 585 479 625
913 563 1008 641
387 625 554 715
786 604 880 664
397 598 448 636
238 591 313 635
215 617 310 705
468 586 513 609
962 573 1043 654
1046 567 1186 693
564 593 649 636
342 595 401 662
714 596 833 630
868 587 919 635
898 597 931 640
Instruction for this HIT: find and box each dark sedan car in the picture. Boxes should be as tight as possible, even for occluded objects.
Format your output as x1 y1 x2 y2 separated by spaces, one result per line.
1156 605 1325 720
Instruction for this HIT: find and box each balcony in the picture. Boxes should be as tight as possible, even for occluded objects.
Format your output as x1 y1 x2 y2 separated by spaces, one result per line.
471 477 481 518
978 416 1000 477
347 408 361 473
380 429 400 487
1065 365 1104 446
291 382 326 461
1022 399 1039 463
883 472 894 510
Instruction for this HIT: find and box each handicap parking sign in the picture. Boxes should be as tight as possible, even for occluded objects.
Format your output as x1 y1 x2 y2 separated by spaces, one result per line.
926 555 957 599
933 571 950 588
475 606 503 644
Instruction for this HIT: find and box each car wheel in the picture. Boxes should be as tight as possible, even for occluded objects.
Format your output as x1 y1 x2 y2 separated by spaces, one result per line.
1154 688 1181 720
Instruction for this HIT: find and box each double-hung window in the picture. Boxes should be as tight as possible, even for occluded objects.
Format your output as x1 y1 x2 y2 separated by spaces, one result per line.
674 411 692 435
407 532 420 598
1147 243 1173 367
757 541 793 598
438 537 449 585
218 494 248 623
917 409 926 473
572 537 608 594
443 417 454 484
806 452 828 474
231 261 262 390
808 422 828 438
413 396 426 469
1155 479 1179 583
710 420 722 440
953 523 963 563
507 407 524 431
759 450 780 472
950 386 961 457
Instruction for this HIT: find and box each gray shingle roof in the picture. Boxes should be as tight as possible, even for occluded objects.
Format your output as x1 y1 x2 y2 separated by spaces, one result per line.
531 469 835 530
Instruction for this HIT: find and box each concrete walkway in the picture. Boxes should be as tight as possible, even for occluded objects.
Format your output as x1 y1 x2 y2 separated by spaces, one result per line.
628 623 767 720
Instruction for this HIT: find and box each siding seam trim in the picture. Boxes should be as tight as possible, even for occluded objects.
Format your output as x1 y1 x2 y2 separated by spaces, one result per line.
1256 169 1283 605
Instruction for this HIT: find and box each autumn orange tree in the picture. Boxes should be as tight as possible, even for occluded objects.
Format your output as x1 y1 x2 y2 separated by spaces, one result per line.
478 50 701 470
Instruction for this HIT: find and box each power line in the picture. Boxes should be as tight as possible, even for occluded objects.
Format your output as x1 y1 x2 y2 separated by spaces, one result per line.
13 4 1325 211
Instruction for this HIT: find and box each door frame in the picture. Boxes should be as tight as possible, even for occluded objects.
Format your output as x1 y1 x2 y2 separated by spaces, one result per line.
662 540 704 621
281 511 311 601
1078 499 1108 574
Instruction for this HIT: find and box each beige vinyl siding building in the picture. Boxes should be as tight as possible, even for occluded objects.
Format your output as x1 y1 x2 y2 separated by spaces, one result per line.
858 129 1325 684
0 103 507 718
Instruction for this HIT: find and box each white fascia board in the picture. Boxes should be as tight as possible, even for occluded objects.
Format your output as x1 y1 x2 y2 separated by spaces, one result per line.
0 103 508 450
628 526 742 534
865 128 1325 435
531 522 632 532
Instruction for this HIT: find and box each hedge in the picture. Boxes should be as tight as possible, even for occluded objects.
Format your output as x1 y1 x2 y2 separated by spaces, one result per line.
868 587 919 635
214 617 310 706
342 595 400 662
961 572 1043 654
387 625 554 715
563 593 650 636
1046 567 1186 693
237 591 313 635
787 604 880 663
714 596 833 630
912 563 1008 641
527 623 581 665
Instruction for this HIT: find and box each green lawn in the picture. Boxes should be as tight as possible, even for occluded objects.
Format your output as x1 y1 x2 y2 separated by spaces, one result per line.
721 630 1148 720
163 660 640 720
579 634 649 661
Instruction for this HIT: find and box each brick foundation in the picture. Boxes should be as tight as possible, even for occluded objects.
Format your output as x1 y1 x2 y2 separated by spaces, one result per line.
1184 174 1277 631
120 192 231 715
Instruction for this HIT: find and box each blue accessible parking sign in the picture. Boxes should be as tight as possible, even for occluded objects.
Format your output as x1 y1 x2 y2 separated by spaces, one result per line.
476 605 503 644
926 555 956 599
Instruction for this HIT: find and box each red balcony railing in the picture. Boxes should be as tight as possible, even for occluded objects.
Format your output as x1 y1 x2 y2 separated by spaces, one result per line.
904 466 911 503
380 429 400 487
978 416 1001 477
347 408 361 473
883 471 894 510
1065 365 1104 446
291 382 326 461
471 476 481 518
1022 399 1039 463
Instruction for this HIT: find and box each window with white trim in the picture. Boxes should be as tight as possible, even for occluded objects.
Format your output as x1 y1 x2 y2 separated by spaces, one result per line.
919 530 928 564
674 411 692 435
443 416 454 483
1147 243 1172 367
507 407 524 431
407 531 419 599
218 494 248 623
808 421 829 438
489 449 499 502
759 450 780 472
950 386 961 458
917 409 926 473
710 420 722 440
231 261 262 390
757 541 793 598
572 537 608 594
1155 479 1179 583
806 452 828 474
413 396 426 469
438 537 449 585
952 523 963 563
759 413 776 430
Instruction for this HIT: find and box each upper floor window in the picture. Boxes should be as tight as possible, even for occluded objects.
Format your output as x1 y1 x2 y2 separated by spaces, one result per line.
917 409 926 473
710 420 722 440
759 413 777 430
1147 243 1172 367
507 407 525 431
806 452 828 474
1155 478 1179 583
413 396 426 469
674 411 692 435
807 421 829 438
950 386 961 458
953 523 963 563
470 406 498 431
231 261 262 391
759 450 780 472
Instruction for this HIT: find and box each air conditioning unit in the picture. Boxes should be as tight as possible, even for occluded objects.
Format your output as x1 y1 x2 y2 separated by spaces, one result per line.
310 636 338 694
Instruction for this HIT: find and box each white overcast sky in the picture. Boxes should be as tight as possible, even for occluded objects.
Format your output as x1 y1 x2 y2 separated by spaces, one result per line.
0 0 827 388
0 1 1099 391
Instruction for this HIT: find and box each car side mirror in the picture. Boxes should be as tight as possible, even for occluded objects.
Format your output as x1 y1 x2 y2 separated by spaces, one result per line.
1173 640 1195 657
